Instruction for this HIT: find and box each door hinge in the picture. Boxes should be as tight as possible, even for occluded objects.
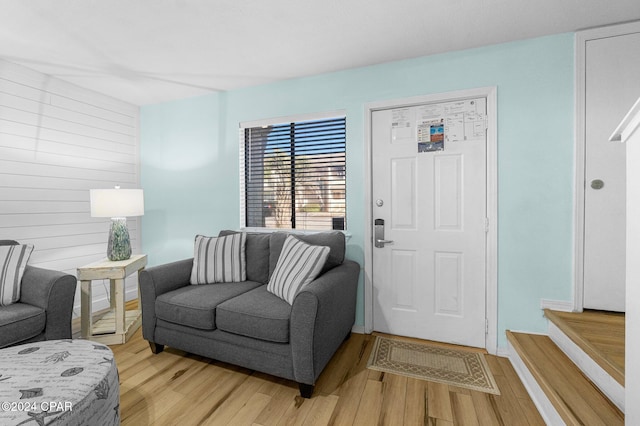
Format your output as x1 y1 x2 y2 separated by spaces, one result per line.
484 217 489 233
485 318 489 334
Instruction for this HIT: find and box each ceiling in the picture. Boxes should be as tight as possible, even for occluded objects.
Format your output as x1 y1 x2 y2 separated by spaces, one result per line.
1 1 639 106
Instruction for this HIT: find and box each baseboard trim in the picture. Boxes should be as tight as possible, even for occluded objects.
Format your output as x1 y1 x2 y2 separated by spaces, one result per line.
352 325 365 334
540 299 574 312
496 346 510 358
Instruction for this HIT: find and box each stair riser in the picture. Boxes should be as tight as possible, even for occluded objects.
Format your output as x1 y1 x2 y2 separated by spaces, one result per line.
548 322 625 412
507 339 566 426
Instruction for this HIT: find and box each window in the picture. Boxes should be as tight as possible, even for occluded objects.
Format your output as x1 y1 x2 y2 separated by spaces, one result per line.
241 114 346 230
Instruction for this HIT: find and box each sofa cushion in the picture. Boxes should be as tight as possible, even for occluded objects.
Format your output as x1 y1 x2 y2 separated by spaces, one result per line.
0 303 45 348
269 231 345 278
216 285 292 343
155 281 262 330
219 231 270 284
267 236 329 305
0 244 34 306
191 233 246 284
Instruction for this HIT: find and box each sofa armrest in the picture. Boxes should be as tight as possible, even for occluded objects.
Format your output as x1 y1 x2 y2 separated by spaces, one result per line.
20 265 77 340
139 258 193 341
290 259 360 385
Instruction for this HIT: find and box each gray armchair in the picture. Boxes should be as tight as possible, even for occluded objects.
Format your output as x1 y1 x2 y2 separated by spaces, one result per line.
0 240 77 348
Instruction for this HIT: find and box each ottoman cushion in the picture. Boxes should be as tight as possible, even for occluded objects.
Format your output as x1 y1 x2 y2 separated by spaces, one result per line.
0 339 119 425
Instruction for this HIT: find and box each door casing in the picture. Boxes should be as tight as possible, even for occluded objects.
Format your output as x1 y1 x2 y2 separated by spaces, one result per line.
363 87 498 354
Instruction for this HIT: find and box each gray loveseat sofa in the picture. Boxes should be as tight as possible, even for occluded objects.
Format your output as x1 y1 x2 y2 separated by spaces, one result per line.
0 240 77 349
139 230 359 398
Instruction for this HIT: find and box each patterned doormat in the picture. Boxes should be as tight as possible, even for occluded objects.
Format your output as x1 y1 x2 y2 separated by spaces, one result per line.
367 336 500 394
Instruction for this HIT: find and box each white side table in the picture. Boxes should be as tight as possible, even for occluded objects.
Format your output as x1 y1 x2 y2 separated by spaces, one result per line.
77 254 147 345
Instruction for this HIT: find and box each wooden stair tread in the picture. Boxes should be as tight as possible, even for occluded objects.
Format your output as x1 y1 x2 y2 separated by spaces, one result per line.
507 331 624 426
544 309 624 386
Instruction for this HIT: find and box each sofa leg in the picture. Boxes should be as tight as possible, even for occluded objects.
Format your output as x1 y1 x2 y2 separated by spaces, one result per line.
343 331 352 342
298 383 314 399
149 341 164 354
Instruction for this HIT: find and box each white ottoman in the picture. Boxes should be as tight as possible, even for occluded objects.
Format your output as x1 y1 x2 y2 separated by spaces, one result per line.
0 339 119 425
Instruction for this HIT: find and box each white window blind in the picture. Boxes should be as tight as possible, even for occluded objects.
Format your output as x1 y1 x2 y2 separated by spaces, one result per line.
240 115 346 230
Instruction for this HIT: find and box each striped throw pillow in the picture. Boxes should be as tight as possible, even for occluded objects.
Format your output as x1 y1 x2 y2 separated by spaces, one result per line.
190 233 246 284
0 244 34 306
267 235 330 304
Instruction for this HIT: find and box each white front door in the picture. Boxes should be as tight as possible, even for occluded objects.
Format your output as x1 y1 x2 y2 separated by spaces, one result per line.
583 30 640 311
371 97 487 348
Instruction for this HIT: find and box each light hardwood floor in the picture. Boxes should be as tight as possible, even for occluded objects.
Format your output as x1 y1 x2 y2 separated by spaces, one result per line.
110 322 544 425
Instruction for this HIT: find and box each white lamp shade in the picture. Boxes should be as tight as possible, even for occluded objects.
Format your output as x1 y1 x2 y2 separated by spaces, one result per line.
90 189 144 218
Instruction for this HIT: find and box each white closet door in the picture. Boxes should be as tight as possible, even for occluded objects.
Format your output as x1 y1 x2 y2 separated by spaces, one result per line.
583 31 640 311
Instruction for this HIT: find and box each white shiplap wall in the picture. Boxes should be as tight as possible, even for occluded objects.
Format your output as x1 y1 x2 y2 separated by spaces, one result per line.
0 59 141 317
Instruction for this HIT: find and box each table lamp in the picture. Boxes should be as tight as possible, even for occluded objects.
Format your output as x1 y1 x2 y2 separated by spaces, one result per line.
90 187 144 261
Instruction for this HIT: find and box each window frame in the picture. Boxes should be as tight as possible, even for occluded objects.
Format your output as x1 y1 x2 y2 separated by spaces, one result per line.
239 110 347 232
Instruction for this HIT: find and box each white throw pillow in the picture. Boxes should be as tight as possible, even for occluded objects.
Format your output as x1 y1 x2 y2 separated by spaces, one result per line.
267 235 330 304
0 244 34 306
190 233 246 284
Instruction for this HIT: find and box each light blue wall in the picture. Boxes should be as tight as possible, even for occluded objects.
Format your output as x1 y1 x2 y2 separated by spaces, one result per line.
141 93 236 262
141 33 575 348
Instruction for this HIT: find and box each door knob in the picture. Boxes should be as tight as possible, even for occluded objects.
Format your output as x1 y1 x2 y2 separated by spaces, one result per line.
590 179 604 190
